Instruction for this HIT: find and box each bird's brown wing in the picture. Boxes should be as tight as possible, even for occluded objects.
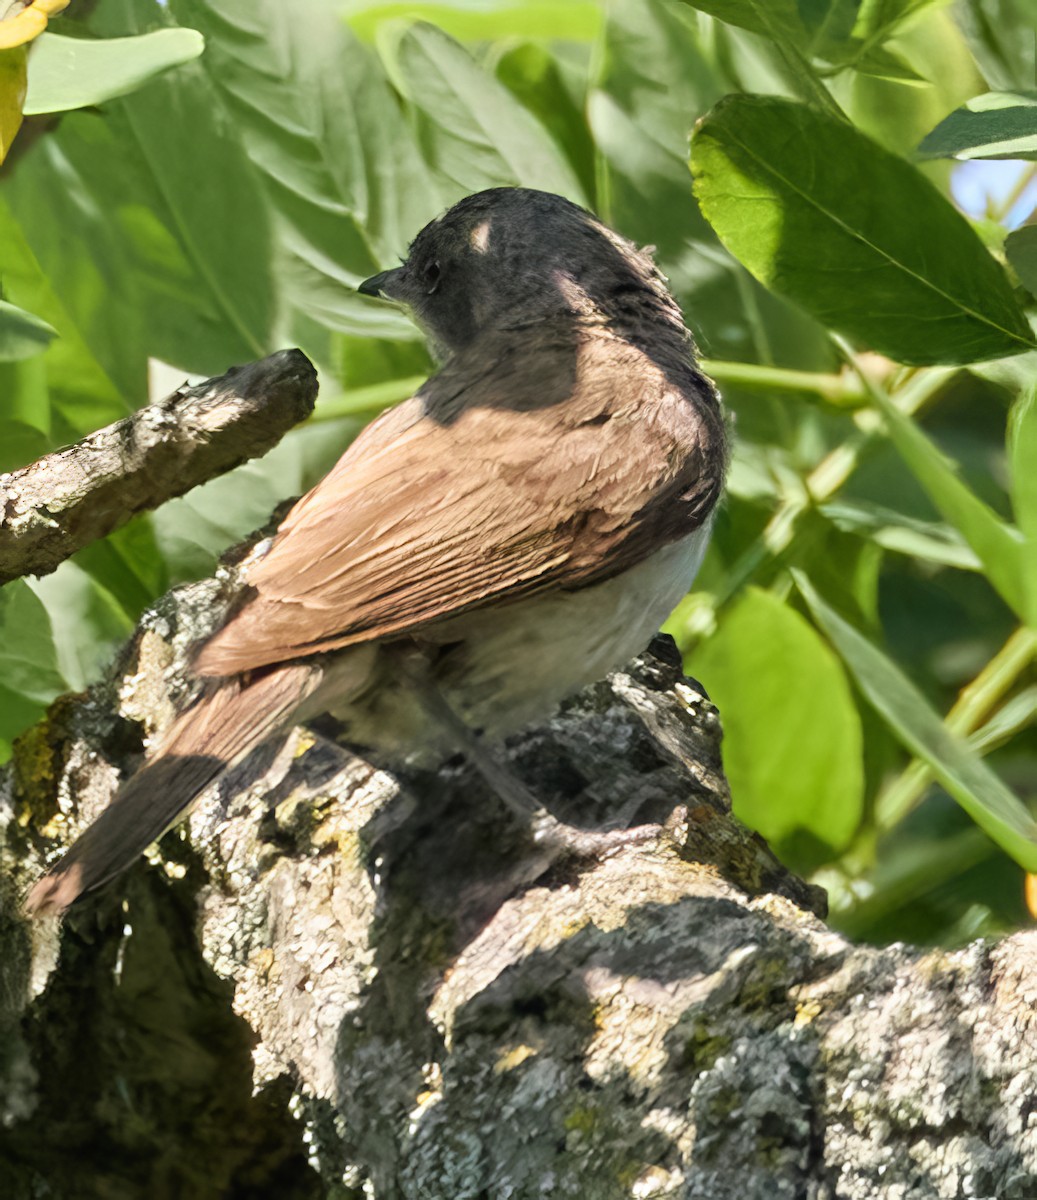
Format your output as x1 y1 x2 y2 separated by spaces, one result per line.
194 333 721 677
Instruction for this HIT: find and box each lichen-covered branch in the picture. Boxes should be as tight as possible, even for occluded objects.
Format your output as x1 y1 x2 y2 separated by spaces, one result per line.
0 348 317 584
2 575 1036 1198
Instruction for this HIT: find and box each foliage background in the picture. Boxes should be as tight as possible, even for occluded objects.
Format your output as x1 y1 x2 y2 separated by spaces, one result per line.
1 0 1035 946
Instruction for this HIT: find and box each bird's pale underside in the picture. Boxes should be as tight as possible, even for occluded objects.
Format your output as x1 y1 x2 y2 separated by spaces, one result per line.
26 187 726 917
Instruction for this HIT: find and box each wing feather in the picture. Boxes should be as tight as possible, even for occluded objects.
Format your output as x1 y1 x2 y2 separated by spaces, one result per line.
195 332 721 677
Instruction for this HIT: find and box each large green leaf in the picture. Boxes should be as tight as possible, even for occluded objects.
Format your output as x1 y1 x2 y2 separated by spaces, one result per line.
1008 386 1037 627
170 0 432 340
24 28 204 114
690 94 1035 364
0 579 67 704
0 298 56 361
691 586 864 851
797 572 1037 871
866 380 1027 618
954 0 1037 94
917 91 1037 161
3 68 275 389
387 22 585 201
0 196 127 434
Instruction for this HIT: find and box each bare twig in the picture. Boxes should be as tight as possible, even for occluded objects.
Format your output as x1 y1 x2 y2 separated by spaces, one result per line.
0 348 318 584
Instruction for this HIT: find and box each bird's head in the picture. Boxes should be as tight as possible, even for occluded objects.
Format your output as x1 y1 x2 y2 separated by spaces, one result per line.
359 187 683 358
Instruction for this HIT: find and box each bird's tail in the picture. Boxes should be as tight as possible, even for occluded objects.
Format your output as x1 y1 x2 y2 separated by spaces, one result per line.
25 663 320 917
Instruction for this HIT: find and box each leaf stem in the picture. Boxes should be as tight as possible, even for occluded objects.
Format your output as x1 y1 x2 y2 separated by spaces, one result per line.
703 357 858 401
308 375 426 423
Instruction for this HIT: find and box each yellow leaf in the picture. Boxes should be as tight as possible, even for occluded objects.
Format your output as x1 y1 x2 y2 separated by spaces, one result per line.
0 44 26 163
0 0 70 51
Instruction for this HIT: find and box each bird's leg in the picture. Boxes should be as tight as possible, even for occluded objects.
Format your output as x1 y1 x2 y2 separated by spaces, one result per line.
398 646 661 859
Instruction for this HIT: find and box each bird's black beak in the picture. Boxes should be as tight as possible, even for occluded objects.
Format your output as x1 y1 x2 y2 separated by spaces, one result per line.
358 268 405 299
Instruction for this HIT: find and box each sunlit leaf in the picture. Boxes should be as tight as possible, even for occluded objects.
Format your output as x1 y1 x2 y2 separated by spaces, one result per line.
0 578 67 703
343 0 602 43
691 586 864 851
24 28 204 115
0 44 25 161
1008 386 1037 627
691 94 1035 363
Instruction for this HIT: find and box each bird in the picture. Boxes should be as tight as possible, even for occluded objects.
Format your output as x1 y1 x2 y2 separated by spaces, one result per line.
25 187 727 918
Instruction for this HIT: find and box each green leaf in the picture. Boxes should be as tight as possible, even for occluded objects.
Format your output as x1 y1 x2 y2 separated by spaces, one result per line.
3 60 275 387
866 381 1027 618
0 298 56 361
690 94 1035 364
691 586 864 851
24 29 205 115
388 22 585 201
1008 386 1037 627
917 91 1037 161
954 1 1037 96
343 0 602 42
0 578 67 704
0 195 128 437
29 563 135 692
171 0 433 339
820 499 983 570
0 353 49 449
1006 225 1037 298
675 0 807 44
852 0 947 42
0 44 25 164
796 572 1037 871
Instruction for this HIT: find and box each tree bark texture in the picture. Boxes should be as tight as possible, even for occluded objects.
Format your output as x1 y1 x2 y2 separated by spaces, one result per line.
2 570 1036 1199
0 348 317 585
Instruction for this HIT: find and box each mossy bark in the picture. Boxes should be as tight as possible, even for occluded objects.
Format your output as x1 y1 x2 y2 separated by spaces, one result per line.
2 578 1036 1199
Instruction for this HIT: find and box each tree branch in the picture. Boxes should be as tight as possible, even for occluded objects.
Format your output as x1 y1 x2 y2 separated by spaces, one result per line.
3 555 1035 1196
0 348 318 585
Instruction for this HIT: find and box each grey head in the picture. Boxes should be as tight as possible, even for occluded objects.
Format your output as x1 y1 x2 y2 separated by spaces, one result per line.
359 188 687 359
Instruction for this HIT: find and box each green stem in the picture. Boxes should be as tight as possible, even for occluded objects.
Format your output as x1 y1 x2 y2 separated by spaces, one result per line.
713 365 955 607
309 375 426 423
874 626 1037 831
702 358 859 402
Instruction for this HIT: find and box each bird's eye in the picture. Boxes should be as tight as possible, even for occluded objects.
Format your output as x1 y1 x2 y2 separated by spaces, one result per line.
424 260 441 294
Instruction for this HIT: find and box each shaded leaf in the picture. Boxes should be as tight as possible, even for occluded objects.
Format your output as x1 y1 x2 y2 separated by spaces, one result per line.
690 94 1035 363
796 572 1037 871
24 28 204 115
1006 225 1037 298
820 499 983 570
0 298 56 361
675 0 807 44
691 586 864 851
171 0 433 338
917 91 1037 161
866 381 1027 618
388 22 585 201
954 0 1037 94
